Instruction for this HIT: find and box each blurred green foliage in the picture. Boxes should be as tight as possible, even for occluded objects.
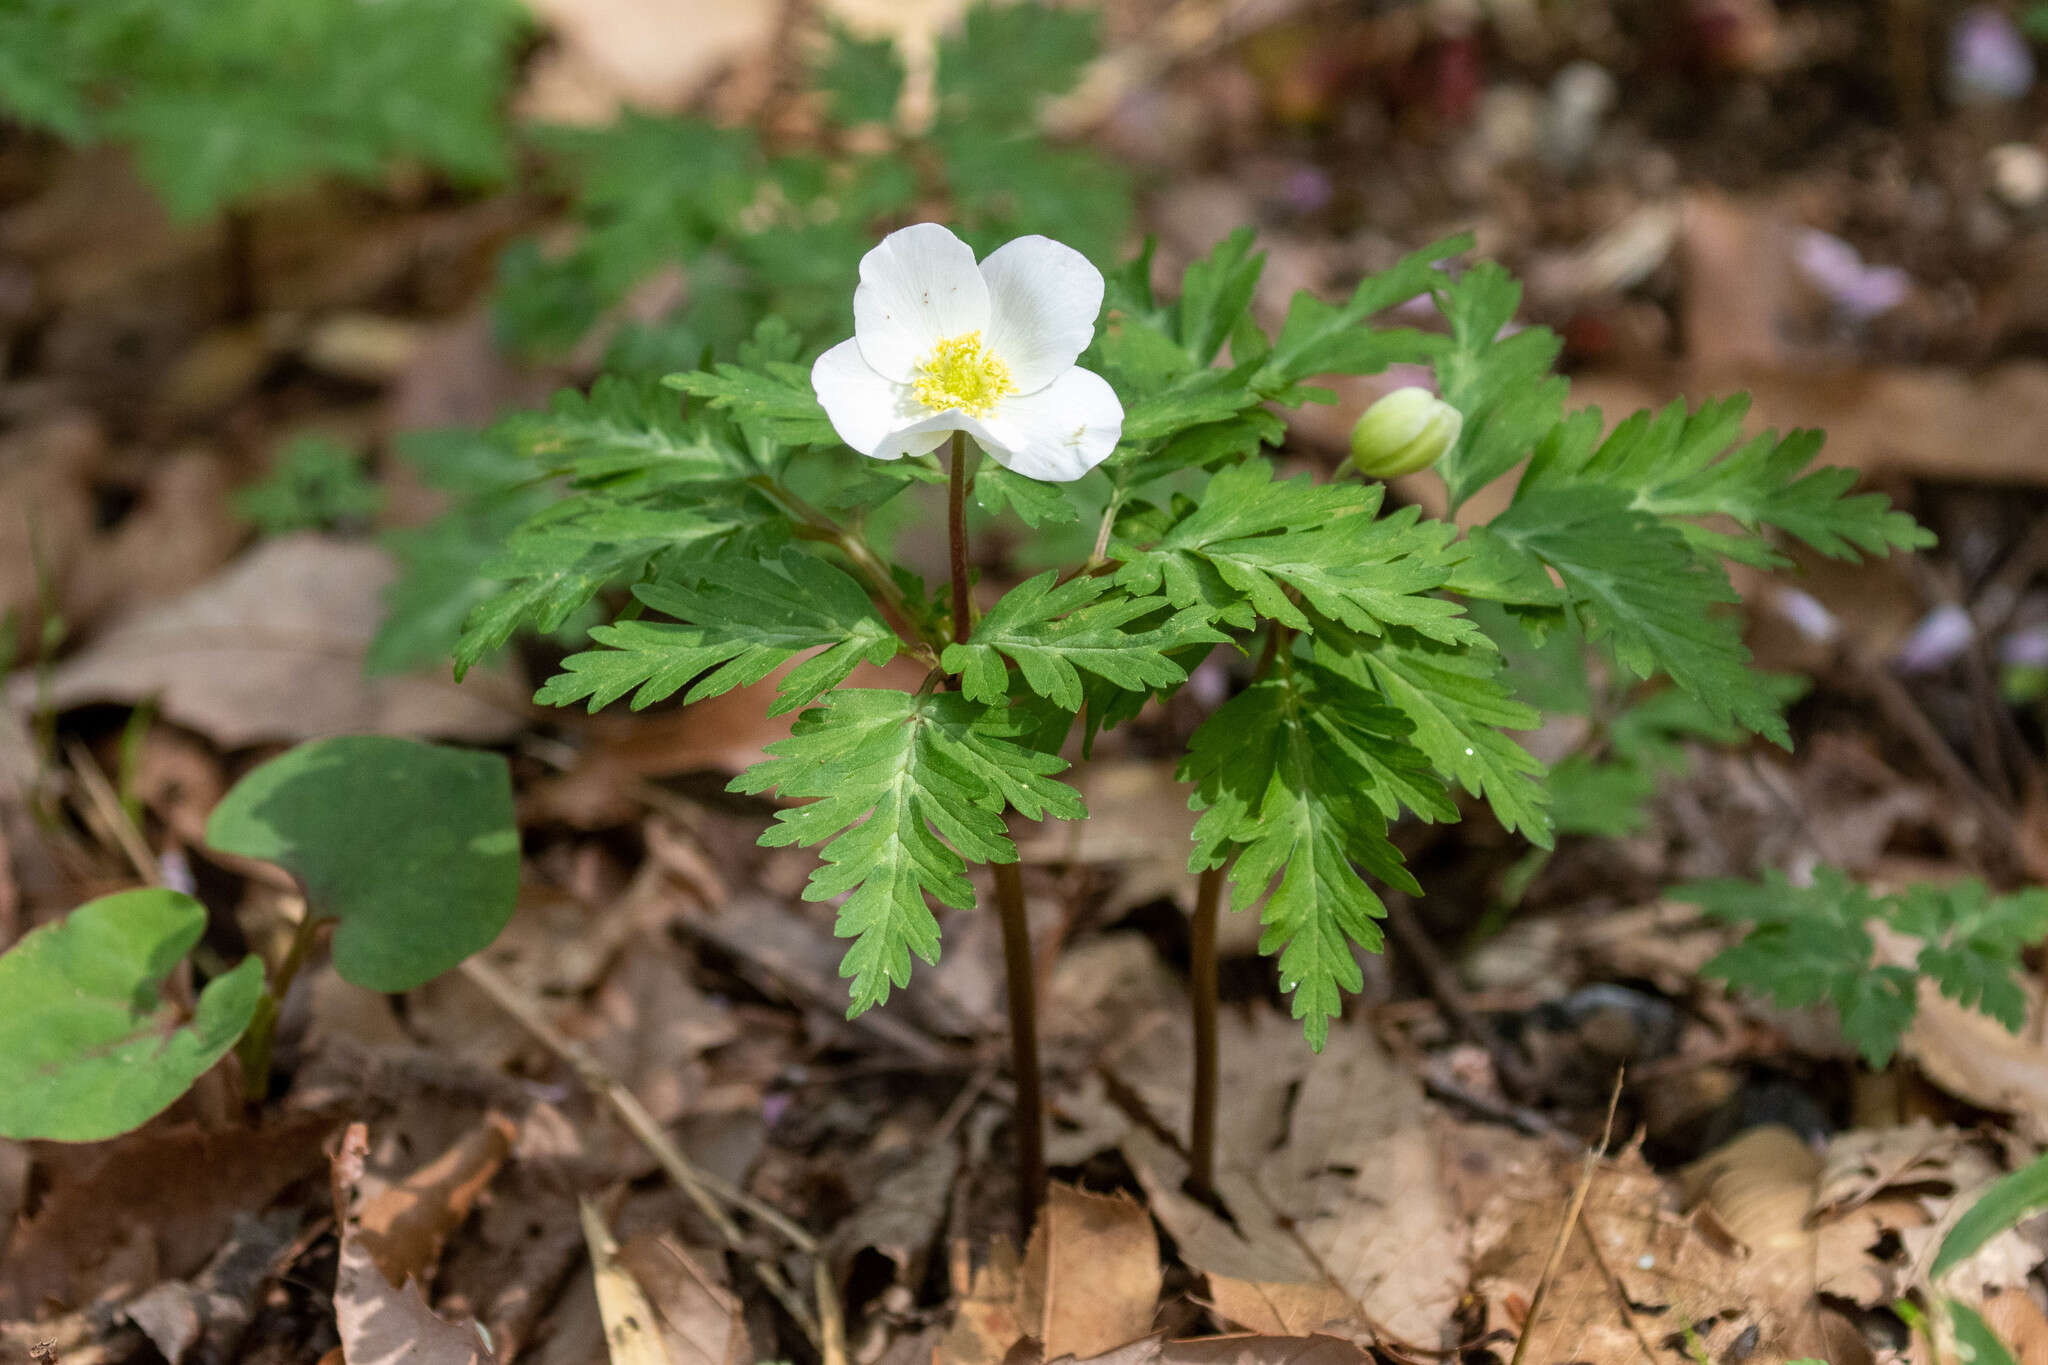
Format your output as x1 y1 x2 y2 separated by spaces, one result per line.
232 435 385 536
490 4 1132 374
0 0 525 218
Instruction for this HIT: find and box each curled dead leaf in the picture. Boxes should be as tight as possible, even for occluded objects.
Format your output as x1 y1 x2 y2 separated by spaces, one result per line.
1679 1124 1818 1253
352 1113 517 1287
330 1122 507 1365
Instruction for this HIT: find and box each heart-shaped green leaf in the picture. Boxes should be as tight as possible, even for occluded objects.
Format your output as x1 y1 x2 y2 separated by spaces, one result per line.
206 735 519 992
0 888 265 1141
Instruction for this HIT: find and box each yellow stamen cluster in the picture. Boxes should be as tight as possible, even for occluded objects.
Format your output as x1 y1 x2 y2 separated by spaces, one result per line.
912 331 1015 417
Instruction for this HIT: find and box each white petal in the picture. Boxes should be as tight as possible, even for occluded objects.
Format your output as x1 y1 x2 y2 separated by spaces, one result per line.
976 366 1124 483
979 235 1105 394
853 224 990 383
873 424 953 460
869 408 991 460
813 337 922 459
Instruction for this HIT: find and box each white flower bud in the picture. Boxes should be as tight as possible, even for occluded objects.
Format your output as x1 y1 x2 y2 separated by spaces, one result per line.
1349 387 1462 479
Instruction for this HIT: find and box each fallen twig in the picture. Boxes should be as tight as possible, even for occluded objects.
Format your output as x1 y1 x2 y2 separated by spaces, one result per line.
1509 1071 1626 1365
455 957 839 1353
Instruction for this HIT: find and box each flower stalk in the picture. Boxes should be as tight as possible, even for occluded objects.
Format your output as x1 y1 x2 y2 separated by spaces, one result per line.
949 433 974 646
1187 618 1291 1189
993 859 1046 1229
945 427 1046 1233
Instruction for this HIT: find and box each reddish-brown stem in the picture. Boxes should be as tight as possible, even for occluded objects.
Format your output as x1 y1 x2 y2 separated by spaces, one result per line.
1188 862 1225 1197
1188 620 1288 1192
944 430 1042 1232
948 432 972 645
993 860 1046 1233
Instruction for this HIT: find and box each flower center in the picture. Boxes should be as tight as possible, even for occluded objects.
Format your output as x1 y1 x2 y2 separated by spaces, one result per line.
912 331 1015 417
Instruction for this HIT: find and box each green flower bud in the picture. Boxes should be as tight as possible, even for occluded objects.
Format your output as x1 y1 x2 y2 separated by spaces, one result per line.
1348 387 1462 479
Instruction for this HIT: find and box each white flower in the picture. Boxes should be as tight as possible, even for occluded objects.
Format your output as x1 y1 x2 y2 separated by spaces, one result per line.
810 223 1124 483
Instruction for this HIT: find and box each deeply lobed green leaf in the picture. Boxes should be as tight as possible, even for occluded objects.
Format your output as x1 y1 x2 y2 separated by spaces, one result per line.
539 549 902 714
1315 624 1551 846
943 572 1226 711
1481 483 1787 745
732 690 1084 1014
1521 394 1935 568
1179 661 1436 1048
1113 463 1474 643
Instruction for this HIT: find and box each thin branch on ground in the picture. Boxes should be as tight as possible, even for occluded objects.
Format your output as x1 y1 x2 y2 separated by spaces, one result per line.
1509 1072 1626 1365
456 957 838 1352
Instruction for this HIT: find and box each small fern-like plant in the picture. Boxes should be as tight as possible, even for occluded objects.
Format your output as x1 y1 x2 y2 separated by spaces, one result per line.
1678 869 2048 1066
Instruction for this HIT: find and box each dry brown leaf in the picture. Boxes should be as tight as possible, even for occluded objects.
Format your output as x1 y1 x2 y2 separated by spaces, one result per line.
1679 1124 1819 1252
937 1237 1029 1365
120 1209 300 1365
613 1234 751 1365
1121 1016 1463 1352
938 1186 1161 1364
1814 1194 1927 1306
16 534 526 748
332 1124 498 1365
1813 1119 1967 1216
1471 1134 1876 1365
0 1112 335 1317
1899 1142 2048 1304
353 1114 518 1287
1901 981 2048 1144
1024 1186 1163 1361
827 1140 960 1295
1197 1284 1351 1342
336 1216 498 1365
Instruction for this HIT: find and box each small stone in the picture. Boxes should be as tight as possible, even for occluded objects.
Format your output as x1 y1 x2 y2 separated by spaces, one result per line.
1542 61 1616 170
1989 143 2048 209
